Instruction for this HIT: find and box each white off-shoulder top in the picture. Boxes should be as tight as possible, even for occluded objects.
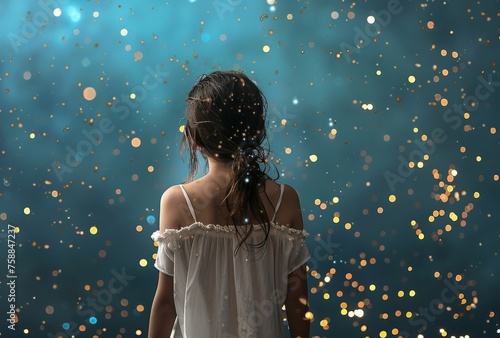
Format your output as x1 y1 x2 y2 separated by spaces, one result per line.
152 184 310 338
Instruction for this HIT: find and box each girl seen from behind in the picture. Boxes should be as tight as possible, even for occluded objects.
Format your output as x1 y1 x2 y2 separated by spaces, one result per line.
149 71 311 338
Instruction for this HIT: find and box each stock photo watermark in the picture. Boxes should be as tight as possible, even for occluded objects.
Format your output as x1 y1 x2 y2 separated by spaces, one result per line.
50 64 169 182
398 277 468 336
307 234 340 271
212 0 243 21
7 0 68 54
267 104 297 144
5 224 18 331
47 267 135 338
384 72 499 192
339 0 410 63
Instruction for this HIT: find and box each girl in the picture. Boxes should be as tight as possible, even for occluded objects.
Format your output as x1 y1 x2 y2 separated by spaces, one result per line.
149 71 310 338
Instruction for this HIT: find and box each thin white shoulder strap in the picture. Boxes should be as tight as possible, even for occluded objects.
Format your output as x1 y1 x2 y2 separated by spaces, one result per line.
179 185 197 223
271 184 285 223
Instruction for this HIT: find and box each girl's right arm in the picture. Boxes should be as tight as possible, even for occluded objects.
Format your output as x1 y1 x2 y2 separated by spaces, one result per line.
285 264 310 338
284 185 310 338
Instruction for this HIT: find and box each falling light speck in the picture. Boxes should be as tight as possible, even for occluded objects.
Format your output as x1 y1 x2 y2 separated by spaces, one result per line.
68 7 81 22
45 305 54 315
354 309 364 317
131 138 141 148
202 33 211 42
134 51 144 61
83 87 97 101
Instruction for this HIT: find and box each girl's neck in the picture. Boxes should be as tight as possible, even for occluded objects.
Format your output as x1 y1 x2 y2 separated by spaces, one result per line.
187 157 231 187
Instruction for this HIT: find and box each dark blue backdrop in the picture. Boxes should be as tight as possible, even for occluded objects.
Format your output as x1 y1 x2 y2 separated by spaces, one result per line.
1 0 499 337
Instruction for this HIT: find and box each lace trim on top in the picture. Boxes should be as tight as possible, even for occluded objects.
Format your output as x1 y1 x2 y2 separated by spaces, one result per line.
151 222 309 242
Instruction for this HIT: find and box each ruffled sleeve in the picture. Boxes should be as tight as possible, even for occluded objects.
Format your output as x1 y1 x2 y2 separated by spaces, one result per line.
151 230 175 276
286 229 311 273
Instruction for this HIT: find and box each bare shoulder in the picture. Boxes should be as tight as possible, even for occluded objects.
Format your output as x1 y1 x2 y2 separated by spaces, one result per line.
273 183 304 231
159 185 191 231
160 185 184 207
281 183 300 203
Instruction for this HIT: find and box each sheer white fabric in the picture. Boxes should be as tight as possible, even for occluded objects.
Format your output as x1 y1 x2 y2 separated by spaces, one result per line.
151 185 310 338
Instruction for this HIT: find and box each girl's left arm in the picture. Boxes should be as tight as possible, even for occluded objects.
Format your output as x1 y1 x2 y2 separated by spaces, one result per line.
149 186 185 337
149 272 176 338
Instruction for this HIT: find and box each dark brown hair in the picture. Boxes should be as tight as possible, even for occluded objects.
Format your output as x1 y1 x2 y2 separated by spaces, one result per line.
181 70 277 254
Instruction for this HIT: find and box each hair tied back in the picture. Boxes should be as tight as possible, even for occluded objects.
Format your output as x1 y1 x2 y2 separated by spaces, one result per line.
238 138 261 165
187 97 212 105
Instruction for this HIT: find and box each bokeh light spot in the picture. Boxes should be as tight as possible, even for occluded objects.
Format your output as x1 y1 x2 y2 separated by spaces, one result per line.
83 87 97 101
131 138 141 148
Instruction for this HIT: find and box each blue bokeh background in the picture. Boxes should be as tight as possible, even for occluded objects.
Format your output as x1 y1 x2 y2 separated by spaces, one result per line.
1 0 499 337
